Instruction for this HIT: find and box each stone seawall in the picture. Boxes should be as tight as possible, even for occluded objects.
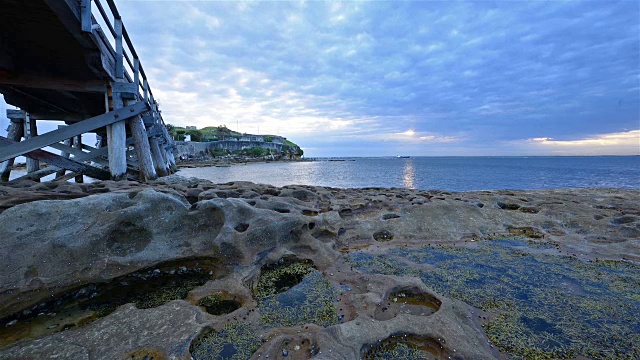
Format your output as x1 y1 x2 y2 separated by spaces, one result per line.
174 140 285 159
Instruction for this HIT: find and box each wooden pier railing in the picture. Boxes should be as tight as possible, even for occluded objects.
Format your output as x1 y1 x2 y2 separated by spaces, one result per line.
0 0 177 182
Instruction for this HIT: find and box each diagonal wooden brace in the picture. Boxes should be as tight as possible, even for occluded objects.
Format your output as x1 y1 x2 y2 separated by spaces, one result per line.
0 101 148 163
0 136 111 180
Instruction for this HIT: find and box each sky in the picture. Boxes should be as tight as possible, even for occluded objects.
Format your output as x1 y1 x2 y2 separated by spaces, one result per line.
1 0 639 157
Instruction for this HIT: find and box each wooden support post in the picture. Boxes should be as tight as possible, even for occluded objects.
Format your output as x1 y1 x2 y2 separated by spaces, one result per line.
0 120 24 182
167 149 177 172
126 56 156 181
24 115 40 179
55 137 72 178
114 19 124 79
81 0 93 32
158 120 176 173
129 114 157 181
106 107 128 180
149 137 168 177
106 19 129 181
159 141 170 173
73 135 84 183
106 124 126 180
143 79 148 103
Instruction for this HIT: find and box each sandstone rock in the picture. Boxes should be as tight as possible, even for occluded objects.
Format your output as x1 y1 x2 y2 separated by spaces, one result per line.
0 180 638 359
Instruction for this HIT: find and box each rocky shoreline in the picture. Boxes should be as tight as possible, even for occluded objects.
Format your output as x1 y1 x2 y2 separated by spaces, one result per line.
0 176 638 359
177 157 311 169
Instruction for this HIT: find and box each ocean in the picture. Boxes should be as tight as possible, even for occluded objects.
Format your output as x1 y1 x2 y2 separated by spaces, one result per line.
177 156 640 191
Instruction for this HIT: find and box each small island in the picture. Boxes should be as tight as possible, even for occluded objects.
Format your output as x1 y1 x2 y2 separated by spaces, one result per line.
167 125 305 166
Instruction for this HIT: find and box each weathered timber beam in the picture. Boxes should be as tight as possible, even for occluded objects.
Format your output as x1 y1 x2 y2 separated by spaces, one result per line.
13 141 116 182
54 171 81 182
6 110 25 120
0 136 110 180
50 141 109 167
0 71 107 93
28 113 89 122
0 101 148 163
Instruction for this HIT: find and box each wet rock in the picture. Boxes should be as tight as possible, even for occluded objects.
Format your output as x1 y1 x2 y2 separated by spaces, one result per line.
373 230 394 242
497 202 521 210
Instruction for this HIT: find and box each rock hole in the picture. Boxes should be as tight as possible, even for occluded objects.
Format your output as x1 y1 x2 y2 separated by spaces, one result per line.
254 259 339 328
255 259 316 299
308 222 316 230
507 226 544 239
382 213 400 220
190 322 260 360
234 223 250 233
361 333 451 360
302 209 319 216
498 202 521 210
611 216 637 225
125 348 167 360
274 208 291 214
339 208 353 217
127 191 140 199
374 288 441 321
373 230 394 242
0 258 222 348
197 293 242 316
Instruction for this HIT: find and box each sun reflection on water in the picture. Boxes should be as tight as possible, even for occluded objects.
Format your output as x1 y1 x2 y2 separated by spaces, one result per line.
402 160 415 189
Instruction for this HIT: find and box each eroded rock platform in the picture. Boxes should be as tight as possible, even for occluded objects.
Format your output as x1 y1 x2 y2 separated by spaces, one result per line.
0 177 638 359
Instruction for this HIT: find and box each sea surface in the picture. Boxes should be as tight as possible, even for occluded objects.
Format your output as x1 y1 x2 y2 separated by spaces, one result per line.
177 156 640 191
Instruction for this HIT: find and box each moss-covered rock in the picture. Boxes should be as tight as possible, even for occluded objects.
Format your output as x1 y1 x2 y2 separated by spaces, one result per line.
190 322 260 360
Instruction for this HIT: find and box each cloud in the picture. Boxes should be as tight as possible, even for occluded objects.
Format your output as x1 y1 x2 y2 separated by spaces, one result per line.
522 130 640 155
1 0 638 157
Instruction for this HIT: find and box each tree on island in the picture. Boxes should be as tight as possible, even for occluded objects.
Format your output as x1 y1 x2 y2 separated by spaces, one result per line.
187 129 204 142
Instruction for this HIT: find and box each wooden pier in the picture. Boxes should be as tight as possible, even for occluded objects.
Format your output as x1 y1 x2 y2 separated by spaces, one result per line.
0 0 177 182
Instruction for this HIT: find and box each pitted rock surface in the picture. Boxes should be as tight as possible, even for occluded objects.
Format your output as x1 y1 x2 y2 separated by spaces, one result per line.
0 176 638 359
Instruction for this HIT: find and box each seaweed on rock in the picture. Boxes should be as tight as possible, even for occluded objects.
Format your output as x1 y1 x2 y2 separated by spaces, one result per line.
190 322 260 360
253 260 339 328
349 239 640 359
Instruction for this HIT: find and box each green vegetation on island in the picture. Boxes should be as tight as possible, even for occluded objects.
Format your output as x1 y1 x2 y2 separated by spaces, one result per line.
167 124 303 158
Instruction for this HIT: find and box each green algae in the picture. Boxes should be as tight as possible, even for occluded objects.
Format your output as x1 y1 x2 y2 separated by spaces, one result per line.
0 266 212 348
258 271 340 328
349 239 640 360
190 322 260 360
367 342 427 360
252 260 340 328
197 294 241 316
254 260 315 299
361 333 450 360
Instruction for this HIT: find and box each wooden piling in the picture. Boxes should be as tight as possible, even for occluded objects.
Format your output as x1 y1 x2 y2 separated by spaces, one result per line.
24 115 40 180
73 135 83 183
149 137 169 177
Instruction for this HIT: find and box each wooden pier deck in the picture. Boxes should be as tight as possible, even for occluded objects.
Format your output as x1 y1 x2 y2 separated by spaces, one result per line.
0 0 176 182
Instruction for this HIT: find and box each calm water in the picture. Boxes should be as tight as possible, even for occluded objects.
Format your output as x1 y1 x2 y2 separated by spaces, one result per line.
177 156 640 191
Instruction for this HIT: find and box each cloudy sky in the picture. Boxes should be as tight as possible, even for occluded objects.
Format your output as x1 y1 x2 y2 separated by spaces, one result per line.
2 0 639 156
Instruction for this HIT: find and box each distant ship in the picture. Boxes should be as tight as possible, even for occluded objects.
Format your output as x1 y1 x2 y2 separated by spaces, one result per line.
396 155 410 158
